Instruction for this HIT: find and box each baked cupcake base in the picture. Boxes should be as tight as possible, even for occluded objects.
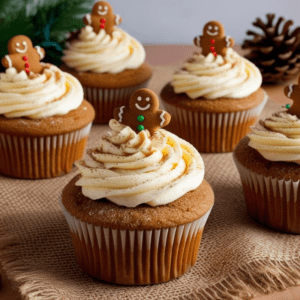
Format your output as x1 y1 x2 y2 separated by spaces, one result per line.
0 100 95 179
61 175 214 285
61 63 153 124
234 137 300 234
160 84 267 153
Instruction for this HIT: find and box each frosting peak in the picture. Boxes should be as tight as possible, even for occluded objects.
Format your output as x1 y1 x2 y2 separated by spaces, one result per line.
75 119 204 207
171 48 262 100
62 26 145 74
248 112 300 164
0 64 83 119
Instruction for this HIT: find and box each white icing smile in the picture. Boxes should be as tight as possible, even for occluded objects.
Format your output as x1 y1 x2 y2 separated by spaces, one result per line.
97 5 108 15
135 103 150 111
207 30 218 36
15 41 27 53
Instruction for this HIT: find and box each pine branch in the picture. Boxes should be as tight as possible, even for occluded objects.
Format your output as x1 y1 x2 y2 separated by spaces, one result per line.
0 0 94 70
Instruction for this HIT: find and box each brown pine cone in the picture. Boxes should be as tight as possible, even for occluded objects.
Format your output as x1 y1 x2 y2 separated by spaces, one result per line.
242 14 300 83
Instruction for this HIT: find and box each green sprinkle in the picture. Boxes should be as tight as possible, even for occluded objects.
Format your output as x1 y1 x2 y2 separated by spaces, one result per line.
137 125 144 131
137 115 144 122
285 104 291 109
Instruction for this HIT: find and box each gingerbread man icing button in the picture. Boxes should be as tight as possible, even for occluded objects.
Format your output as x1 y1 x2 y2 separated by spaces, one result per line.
194 21 234 57
1 35 45 74
83 1 122 35
284 75 300 118
113 89 171 135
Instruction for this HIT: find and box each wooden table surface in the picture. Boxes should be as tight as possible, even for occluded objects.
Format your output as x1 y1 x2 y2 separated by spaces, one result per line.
1 44 300 300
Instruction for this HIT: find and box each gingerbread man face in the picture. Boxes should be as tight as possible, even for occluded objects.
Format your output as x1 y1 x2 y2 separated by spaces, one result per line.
129 89 159 113
203 21 225 38
284 75 300 118
83 1 122 36
113 88 171 135
1 35 45 74
7 36 33 55
194 20 234 57
92 1 113 16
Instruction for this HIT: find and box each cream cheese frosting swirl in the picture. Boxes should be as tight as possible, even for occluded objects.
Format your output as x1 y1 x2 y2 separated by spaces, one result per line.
0 64 83 119
75 119 204 207
62 26 145 73
171 48 262 99
248 112 300 164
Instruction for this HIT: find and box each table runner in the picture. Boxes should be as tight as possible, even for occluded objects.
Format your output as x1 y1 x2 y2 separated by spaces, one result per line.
1 65 300 300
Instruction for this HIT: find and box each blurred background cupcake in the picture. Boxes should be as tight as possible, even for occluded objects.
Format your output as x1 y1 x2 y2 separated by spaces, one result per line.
60 89 214 285
61 1 152 124
160 21 268 153
233 76 300 234
0 35 95 179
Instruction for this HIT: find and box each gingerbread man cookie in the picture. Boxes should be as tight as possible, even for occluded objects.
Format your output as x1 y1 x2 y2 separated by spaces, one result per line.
194 21 234 57
284 75 300 118
1 35 45 74
83 1 122 36
113 88 171 135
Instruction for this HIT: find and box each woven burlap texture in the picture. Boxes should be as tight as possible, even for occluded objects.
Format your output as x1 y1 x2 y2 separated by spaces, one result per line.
1 65 300 300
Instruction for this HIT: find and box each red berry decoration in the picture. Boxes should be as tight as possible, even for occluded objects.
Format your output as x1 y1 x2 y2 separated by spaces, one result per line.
100 18 106 29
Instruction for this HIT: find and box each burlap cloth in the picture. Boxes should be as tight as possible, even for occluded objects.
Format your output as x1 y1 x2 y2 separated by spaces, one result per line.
1 65 300 300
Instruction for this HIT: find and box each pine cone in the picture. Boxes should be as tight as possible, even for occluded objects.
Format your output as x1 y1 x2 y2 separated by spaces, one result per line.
242 14 300 83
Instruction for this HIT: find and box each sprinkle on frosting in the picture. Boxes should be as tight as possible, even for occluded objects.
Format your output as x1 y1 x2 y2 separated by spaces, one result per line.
75 119 204 207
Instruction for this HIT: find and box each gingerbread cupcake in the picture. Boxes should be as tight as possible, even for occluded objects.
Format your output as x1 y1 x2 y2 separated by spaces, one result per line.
61 1 152 124
0 35 95 179
60 88 214 285
160 21 268 153
234 76 300 234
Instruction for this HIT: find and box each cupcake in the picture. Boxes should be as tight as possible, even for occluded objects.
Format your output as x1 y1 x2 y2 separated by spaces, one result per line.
60 88 214 285
233 76 300 234
61 1 152 124
160 21 268 153
0 35 95 179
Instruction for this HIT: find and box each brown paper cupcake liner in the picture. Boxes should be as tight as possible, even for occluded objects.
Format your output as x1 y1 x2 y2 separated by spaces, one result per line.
0 123 92 179
162 94 268 153
60 199 212 285
234 154 300 234
83 81 150 124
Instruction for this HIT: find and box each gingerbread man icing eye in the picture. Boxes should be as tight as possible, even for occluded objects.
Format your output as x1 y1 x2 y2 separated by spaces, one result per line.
113 88 171 135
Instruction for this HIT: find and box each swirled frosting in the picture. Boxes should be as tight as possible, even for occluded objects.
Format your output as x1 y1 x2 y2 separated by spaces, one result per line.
0 64 83 119
248 112 300 164
171 48 262 99
75 119 204 207
62 26 145 74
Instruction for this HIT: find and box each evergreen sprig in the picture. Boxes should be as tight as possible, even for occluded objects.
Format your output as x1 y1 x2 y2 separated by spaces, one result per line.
0 0 93 71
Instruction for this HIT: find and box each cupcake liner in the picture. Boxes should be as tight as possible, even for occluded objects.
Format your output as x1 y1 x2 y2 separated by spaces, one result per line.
162 94 268 153
60 199 212 285
0 123 92 179
234 154 300 234
83 80 150 124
